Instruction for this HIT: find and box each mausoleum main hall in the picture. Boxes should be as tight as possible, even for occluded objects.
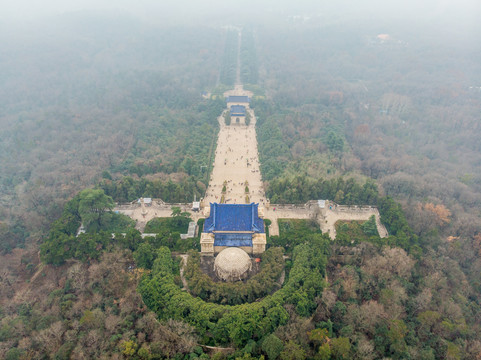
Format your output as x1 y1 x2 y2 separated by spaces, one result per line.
200 203 266 255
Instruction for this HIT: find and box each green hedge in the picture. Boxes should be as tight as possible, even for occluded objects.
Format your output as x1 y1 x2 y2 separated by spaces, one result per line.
138 238 329 346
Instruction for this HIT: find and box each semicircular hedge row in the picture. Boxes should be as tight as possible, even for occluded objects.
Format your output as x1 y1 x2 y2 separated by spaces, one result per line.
184 247 285 305
138 234 330 346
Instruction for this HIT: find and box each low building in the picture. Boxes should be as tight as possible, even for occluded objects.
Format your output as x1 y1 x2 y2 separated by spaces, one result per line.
226 95 250 107
230 105 246 116
318 199 327 217
192 201 200 211
137 198 152 206
200 203 266 255
230 105 246 124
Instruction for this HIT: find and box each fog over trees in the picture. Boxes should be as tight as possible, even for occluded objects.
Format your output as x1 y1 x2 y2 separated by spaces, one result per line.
1 1 481 359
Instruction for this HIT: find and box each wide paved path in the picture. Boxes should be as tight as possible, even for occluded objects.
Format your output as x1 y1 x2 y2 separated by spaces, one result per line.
203 90 266 206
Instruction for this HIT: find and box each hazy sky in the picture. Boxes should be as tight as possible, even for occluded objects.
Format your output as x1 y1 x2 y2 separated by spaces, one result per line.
2 0 480 28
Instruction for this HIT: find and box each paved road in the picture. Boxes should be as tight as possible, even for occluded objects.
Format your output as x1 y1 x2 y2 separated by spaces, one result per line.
204 88 265 206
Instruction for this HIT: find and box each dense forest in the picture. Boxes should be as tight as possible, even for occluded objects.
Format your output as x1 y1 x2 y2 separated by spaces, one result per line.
1 6 481 360
219 30 239 86
0 17 225 253
253 21 481 292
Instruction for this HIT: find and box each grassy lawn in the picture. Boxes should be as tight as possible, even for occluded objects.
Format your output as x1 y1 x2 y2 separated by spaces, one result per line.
270 218 322 253
335 215 380 246
144 216 191 234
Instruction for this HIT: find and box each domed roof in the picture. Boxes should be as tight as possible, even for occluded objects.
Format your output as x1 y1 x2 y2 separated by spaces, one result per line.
214 247 252 281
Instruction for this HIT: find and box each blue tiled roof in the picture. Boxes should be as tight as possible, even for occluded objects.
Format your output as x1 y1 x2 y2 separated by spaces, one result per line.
214 233 253 247
230 105 246 116
204 203 264 233
226 95 250 103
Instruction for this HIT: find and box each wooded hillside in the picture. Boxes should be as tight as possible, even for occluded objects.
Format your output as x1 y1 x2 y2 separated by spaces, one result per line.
0 17 226 252
1 11 481 360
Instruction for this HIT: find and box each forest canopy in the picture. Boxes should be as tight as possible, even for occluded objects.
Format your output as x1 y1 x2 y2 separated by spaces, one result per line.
1 6 481 360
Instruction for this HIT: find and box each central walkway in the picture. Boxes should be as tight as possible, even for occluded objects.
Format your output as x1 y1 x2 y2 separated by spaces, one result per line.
203 86 266 206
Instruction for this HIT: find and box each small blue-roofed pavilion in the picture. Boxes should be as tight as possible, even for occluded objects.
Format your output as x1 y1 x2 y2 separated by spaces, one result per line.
230 105 246 117
226 95 250 104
